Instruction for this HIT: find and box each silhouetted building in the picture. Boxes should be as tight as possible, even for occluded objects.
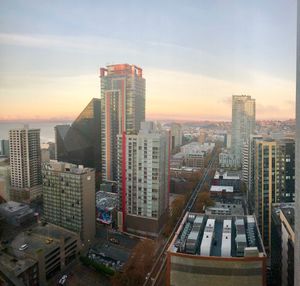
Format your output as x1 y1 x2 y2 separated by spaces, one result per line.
55 98 101 178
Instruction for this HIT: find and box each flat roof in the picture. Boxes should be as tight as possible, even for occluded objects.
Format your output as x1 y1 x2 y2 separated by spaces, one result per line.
170 213 266 258
210 185 234 193
0 201 29 213
10 223 78 258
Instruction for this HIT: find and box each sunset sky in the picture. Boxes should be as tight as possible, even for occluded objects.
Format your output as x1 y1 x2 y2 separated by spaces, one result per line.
0 0 297 121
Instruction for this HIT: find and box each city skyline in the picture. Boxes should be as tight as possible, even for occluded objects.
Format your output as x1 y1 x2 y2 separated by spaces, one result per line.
0 0 297 121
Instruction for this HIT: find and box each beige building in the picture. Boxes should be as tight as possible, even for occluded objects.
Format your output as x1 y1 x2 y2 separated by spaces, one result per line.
9 127 42 202
167 213 266 286
254 139 278 251
42 160 96 244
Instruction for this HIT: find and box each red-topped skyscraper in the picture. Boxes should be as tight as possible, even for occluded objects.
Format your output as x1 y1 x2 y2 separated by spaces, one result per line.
100 64 145 182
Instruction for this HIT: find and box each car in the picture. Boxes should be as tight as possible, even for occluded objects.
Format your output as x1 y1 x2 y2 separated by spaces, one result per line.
58 274 68 285
18 244 28 251
109 237 120 244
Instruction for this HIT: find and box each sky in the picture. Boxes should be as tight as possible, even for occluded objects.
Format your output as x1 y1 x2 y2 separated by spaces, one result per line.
0 0 297 121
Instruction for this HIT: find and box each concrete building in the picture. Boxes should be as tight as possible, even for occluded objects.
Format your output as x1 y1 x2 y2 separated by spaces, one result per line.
42 160 96 243
167 212 266 286
0 139 9 157
100 64 145 182
170 123 183 151
0 252 38 286
242 134 263 211
219 150 239 169
231 95 256 166
0 163 10 201
0 201 34 226
5 223 80 285
271 203 294 286
117 121 169 237
9 126 42 202
213 170 241 191
184 153 204 169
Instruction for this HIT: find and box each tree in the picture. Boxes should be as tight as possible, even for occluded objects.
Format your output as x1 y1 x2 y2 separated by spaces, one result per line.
194 191 214 213
111 239 156 286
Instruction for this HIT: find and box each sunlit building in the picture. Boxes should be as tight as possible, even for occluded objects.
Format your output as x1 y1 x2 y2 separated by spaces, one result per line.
117 122 169 237
231 95 256 166
9 126 42 202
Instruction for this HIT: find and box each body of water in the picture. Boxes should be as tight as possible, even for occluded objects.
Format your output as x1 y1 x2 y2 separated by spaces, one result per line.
0 122 71 143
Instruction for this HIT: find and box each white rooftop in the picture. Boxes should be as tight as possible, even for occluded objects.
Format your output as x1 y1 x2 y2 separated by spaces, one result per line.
210 185 234 193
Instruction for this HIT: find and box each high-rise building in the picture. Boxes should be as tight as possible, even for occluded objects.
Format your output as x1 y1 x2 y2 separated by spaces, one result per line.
198 130 206 144
295 2 300 284
254 139 278 250
100 64 145 182
231 95 256 165
170 123 183 151
42 160 96 243
117 122 169 237
55 98 101 175
9 126 42 202
242 134 263 212
277 138 295 203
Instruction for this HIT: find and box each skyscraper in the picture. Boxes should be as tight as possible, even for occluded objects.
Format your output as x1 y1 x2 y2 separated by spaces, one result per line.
254 139 278 250
55 98 101 177
295 1 300 284
100 64 145 182
117 122 169 237
231 95 256 165
170 123 183 151
42 160 96 243
9 126 42 202
277 138 295 203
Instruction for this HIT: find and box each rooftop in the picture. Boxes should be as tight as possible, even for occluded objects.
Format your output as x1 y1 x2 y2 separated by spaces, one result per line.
210 185 234 193
43 160 94 175
10 223 79 258
273 203 295 231
214 170 240 180
170 213 265 258
0 201 29 213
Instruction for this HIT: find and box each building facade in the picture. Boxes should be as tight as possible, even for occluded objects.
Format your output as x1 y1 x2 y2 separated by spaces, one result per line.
277 139 295 203
0 139 9 157
231 95 256 165
170 123 183 151
271 204 294 286
254 139 278 250
117 122 169 237
42 160 96 243
100 64 145 182
9 127 42 202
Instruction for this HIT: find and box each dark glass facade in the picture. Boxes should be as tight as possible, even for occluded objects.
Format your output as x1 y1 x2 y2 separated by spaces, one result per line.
55 98 101 174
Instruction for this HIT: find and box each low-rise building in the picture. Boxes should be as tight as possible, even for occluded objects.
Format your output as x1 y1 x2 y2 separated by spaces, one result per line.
0 252 38 286
167 213 266 286
0 201 35 226
8 223 80 285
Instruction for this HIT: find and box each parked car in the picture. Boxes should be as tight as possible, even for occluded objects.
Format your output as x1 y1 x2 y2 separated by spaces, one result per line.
18 244 28 251
109 237 120 244
58 274 68 285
